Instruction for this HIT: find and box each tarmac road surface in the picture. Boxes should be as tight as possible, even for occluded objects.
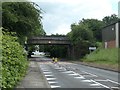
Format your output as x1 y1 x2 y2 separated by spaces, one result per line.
38 57 120 89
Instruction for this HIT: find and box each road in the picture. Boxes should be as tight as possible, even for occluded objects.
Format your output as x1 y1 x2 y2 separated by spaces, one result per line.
34 57 120 89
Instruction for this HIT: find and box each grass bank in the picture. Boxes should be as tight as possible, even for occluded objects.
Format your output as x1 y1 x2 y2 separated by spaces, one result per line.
82 48 119 71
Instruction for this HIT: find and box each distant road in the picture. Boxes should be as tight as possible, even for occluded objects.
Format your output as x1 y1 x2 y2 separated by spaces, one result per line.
35 57 120 89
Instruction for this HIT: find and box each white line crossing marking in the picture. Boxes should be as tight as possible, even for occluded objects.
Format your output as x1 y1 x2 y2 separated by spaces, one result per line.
90 80 110 88
46 78 56 80
54 67 63 70
94 79 108 82
82 71 97 77
45 75 53 77
111 87 120 89
48 81 58 84
82 80 92 82
90 83 101 86
62 71 74 74
107 79 120 85
51 85 61 88
43 72 52 74
68 73 79 76
74 77 85 79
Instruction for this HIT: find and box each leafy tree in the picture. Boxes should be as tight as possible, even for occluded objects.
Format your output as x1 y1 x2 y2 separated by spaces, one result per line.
68 23 94 44
80 19 104 41
102 14 119 25
2 2 45 44
67 22 94 59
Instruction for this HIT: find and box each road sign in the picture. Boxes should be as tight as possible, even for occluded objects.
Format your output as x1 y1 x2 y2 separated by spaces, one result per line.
89 47 96 50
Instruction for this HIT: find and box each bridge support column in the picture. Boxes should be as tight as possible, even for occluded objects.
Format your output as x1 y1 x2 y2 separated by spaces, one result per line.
67 45 75 60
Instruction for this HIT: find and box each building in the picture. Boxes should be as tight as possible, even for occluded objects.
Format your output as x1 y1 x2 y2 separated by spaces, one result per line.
118 1 120 18
102 21 120 48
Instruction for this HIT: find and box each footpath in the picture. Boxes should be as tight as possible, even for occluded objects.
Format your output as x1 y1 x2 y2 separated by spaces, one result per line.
16 60 50 88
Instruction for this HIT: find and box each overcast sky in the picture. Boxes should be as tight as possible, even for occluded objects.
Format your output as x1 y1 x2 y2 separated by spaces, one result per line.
30 0 119 35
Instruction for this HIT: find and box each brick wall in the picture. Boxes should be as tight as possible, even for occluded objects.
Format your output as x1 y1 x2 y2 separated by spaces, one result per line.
104 40 116 48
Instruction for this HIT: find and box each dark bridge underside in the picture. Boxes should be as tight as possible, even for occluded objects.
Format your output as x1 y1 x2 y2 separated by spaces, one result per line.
27 36 71 45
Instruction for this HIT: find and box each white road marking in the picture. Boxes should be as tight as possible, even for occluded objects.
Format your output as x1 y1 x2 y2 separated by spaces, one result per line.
90 80 110 88
68 73 79 76
82 71 97 77
74 77 85 79
43 72 52 74
46 78 56 80
90 83 101 86
82 80 92 82
94 79 108 82
62 71 74 74
111 87 120 89
107 79 120 85
51 85 61 88
45 75 53 77
48 81 58 84
54 67 63 70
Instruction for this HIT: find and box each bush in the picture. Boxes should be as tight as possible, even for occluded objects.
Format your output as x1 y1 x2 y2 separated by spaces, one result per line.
2 30 28 88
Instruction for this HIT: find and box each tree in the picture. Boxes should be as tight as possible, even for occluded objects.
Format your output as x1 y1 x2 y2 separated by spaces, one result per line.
2 2 45 44
102 14 119 25
80 19 104 41
67 22 94 59
68 23 94 44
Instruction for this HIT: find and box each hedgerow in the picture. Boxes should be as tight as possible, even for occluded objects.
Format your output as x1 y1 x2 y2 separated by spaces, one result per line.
2 30 28 88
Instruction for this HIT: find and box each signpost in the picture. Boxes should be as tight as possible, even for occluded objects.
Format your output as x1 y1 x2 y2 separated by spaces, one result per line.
89 47 96 53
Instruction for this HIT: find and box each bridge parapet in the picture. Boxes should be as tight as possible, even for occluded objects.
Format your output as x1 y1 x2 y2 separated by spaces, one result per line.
27 36 71 45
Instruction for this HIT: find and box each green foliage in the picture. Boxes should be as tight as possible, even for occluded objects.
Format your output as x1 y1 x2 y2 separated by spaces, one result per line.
102 14 119 25
2 30 28 88
81 19 104 41
2 2 45 44
68 22 94 44
84 48 118 64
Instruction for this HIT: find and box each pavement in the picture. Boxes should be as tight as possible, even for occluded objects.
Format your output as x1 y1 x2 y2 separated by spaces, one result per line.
16 60 50 88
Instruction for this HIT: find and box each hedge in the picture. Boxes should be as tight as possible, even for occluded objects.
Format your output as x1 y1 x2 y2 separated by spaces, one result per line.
1 30 28 88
